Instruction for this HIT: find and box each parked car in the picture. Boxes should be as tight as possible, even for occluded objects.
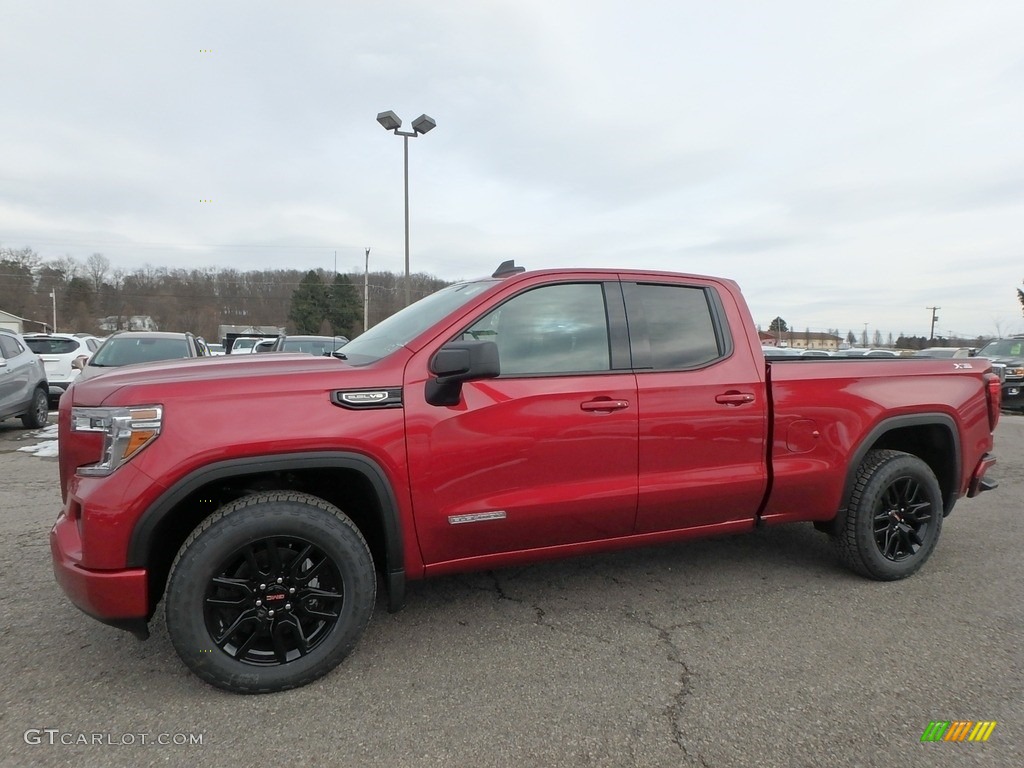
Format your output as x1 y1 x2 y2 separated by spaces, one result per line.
977 337 1024 411
75 331 206 382
206 343 226 356
761 346 804 357
914 347 972 358
0 329 49 428
254 334 349 356
839 348 901 357
23 333 103 403
229 337 263 354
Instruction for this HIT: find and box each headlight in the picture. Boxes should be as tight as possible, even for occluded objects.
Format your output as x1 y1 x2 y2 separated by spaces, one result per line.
72 406 162 476
1005 367 1024 377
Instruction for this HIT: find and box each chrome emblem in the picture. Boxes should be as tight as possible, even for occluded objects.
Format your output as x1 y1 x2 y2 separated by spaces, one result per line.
448 511 508 525
341 391 390 404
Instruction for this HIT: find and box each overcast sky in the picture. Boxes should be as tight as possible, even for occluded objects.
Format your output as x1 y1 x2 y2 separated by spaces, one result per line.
2 1 1022 339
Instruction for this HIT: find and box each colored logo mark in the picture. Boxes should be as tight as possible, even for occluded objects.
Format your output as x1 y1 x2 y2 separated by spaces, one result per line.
920 721 996 742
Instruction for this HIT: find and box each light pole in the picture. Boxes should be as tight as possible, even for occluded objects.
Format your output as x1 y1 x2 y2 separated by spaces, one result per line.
364 247 370 333
376 110 436 307
927 306 940 341
49 290 57 333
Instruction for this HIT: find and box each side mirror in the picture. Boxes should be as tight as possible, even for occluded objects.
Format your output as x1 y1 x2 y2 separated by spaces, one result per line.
72 356 88 371
425 340 500 406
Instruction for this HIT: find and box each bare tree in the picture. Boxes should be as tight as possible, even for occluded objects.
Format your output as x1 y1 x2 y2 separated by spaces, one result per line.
86 253 110 293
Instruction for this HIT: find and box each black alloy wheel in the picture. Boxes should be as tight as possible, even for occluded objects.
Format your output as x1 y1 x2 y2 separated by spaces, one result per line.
166 492 376 694
204 537 345 665
871 476 933 562
832 449 944 580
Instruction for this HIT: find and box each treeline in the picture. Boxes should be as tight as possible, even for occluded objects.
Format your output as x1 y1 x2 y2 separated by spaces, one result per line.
0 246 451 341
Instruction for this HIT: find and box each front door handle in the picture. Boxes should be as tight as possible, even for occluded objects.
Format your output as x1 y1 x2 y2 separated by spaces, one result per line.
581 399 630 412
715 392 755 406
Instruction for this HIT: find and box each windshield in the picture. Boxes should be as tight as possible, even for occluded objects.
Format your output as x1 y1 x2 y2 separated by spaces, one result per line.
91 336 189 367
979 339 1023 357
340 280 500 365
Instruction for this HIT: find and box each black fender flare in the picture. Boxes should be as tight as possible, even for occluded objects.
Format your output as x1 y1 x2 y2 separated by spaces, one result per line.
126 451 406 611
840 413 961 516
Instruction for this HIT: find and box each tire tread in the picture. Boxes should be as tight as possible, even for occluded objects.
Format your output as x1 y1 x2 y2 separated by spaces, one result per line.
165 491 375 694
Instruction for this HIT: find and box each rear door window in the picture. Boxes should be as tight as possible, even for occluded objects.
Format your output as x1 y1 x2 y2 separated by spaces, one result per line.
624 283 725 369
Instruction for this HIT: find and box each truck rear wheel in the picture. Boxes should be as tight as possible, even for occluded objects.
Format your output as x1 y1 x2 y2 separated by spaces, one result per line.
165 491 376 694
832 449 943 580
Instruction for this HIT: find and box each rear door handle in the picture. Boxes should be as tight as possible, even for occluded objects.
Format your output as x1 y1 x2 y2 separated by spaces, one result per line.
581 399 630 412
715 392 755 406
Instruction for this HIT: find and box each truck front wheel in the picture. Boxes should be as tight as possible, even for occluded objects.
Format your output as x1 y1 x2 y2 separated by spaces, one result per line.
832 449 943 580
165 492 376 694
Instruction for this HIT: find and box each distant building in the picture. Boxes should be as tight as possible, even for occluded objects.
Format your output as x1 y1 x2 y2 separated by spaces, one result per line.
98 315 159 332
1 309 25 333
0 309 48 334
777 331 842 352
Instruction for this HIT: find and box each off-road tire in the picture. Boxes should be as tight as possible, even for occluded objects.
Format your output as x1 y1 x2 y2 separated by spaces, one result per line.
165 491 375 694
833 449 943 580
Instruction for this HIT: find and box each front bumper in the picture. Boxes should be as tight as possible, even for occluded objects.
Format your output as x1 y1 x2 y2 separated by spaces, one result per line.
1001 382 1024 411
50 511 150 633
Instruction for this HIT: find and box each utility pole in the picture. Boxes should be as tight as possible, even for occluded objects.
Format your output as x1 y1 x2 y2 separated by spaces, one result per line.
927 306 940 341
363 247 370 333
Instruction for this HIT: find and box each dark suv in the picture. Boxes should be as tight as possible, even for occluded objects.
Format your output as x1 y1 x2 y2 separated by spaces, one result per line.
978 337 1024 411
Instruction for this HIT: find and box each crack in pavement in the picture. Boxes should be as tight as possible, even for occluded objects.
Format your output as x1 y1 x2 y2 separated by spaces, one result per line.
625 609 708 767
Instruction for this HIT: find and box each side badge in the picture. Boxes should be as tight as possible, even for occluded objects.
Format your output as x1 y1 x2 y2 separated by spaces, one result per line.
448 511 508 525
331 388 403 409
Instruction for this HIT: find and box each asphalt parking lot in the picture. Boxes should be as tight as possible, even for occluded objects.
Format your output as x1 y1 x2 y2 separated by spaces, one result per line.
0 414 1020 768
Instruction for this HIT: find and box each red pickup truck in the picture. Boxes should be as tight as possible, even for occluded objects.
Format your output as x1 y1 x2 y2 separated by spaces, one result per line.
51 263 1001 693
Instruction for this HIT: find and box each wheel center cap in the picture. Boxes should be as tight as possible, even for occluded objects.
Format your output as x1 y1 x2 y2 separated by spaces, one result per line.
264 588 288 606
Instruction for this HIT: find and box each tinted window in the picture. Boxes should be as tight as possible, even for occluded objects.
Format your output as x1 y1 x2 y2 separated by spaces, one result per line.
0 335 23 358
25 338 80 355
92 337 189 366
465 283 611 376
632 284 720 369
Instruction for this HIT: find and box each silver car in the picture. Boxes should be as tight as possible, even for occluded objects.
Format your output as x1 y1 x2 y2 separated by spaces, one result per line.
0 329 49 428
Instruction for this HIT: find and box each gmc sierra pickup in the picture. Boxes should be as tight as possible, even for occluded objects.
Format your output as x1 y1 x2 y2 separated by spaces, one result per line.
51 262 1001 693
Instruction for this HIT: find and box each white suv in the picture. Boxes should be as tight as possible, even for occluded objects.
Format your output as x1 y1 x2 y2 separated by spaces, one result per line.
23 333 102 403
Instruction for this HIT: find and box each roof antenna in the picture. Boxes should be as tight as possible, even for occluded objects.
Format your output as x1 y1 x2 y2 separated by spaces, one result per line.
492 260 526 278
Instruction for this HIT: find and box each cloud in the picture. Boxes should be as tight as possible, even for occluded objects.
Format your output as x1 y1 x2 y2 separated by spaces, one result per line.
2 1 1023 338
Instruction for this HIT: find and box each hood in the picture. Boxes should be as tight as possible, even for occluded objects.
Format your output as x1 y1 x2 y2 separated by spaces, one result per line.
980 355 1023 366
70 351 407 407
